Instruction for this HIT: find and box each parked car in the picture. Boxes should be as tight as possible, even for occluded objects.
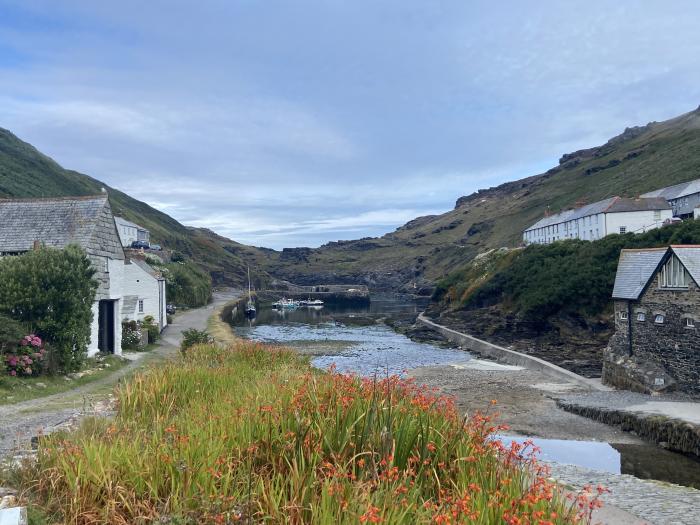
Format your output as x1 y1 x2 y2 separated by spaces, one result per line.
130 240 150 249
150 244 162 251
166 304 177 315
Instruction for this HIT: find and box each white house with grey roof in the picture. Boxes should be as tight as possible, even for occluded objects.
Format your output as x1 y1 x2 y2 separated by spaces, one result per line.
122 258 167 330
606 246 700 396
523 196 672 245
114 216 150 247
641 177 700 219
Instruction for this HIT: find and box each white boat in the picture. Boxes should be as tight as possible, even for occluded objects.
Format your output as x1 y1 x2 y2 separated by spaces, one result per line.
244 266 256 317
299 298 324 307
272 298 300 309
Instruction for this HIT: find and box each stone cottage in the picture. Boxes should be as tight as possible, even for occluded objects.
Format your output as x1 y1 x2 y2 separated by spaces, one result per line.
123 257 168 330
0 195 125 356
605 245 700 396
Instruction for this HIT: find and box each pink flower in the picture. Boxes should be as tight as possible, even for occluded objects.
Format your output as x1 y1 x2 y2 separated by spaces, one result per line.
20 339 28 346
9 370 16 376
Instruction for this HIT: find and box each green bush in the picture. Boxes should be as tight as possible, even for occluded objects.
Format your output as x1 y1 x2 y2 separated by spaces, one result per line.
0 314 26 356
441 219 700 323
0 246 97 372
163 261 212 307
180 328 213 354
142 315 160 343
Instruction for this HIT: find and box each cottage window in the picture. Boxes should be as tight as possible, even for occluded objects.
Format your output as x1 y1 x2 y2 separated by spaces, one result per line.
654 314 665 324
658 255 688 288
637 312 645 322
654 210 661 221
620 311 628 320
619 226 626 234
686 318 695 328
138 299 144 313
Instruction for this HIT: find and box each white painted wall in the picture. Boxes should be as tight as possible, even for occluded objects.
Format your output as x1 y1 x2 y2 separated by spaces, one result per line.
86 259 124 357
524 210 671 245
122 262 166 329
604 210 673 235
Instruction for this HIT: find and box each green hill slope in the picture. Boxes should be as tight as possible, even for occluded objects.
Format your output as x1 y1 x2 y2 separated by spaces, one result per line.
267 105 700 291
0 127 268 287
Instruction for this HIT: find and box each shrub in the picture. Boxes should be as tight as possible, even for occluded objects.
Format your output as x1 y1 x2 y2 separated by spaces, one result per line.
440 219 700 322
0 246 98 372
142 315 160 343
180 328 212 353
4 334 48 377
0 314 26 356
163 260 212 307
121 321 143 351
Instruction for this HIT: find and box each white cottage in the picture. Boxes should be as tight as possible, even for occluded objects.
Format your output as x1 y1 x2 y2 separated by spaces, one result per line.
523 196 672 245
0 195 126 356
114 216 150 247
123 258 168 330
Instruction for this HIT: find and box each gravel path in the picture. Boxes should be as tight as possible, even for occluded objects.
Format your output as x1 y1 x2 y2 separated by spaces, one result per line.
0 290 240 457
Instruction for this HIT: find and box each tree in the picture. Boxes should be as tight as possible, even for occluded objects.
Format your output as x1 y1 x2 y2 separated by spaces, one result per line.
0 245 98 372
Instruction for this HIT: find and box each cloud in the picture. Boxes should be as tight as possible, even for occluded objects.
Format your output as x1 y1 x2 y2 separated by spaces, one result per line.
1 1 700 249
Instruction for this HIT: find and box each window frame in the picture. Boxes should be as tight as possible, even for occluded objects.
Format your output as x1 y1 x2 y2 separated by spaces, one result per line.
138 299 144 314
637 312 646 322
686 317 696 328
619 226 626 234
654 314 665 324
619 311 628 320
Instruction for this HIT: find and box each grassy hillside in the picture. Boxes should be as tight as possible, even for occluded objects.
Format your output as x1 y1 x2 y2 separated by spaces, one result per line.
0 127 269 288
267 106 700 291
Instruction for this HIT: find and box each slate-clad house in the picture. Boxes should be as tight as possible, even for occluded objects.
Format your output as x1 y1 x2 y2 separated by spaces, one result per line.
0 195 125 356
641 177 700 219
605 246 700 396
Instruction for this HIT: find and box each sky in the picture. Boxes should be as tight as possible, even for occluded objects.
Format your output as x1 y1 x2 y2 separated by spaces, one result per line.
1 1 700 249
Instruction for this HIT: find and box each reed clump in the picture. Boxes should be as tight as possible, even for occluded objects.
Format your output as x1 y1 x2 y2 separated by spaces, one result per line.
17 341 600 524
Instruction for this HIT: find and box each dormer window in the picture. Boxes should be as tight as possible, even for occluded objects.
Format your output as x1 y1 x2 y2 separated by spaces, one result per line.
658 255 688 289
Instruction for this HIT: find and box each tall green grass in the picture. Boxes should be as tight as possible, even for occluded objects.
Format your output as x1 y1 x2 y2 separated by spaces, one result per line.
15 342 597 524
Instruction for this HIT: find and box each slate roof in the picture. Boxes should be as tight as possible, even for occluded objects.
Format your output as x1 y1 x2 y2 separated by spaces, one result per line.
128 258 164 279
525 197 670 232
612 248 667 299
612 245 700 300
641 178 700 200
115 216 148 232
0 195 111 252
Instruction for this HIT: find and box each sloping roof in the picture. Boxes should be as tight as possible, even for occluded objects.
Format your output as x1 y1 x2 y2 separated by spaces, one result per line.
641 178 700 200
128 258 163 279
525 197 669 232
612 245 700 300
115 216 148 232
606 197 671 213
0 195 110 252
612 248 667 300
669 246 700 286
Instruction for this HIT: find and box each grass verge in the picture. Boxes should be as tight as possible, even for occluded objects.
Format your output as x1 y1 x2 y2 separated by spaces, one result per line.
206 300 239 346
7 342 602 524
0 355 129 406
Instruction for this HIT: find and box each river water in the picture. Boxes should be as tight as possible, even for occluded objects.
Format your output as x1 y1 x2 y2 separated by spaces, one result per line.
231 296 700 489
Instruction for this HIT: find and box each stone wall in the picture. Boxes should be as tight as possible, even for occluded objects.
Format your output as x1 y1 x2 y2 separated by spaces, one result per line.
604 278 700 397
